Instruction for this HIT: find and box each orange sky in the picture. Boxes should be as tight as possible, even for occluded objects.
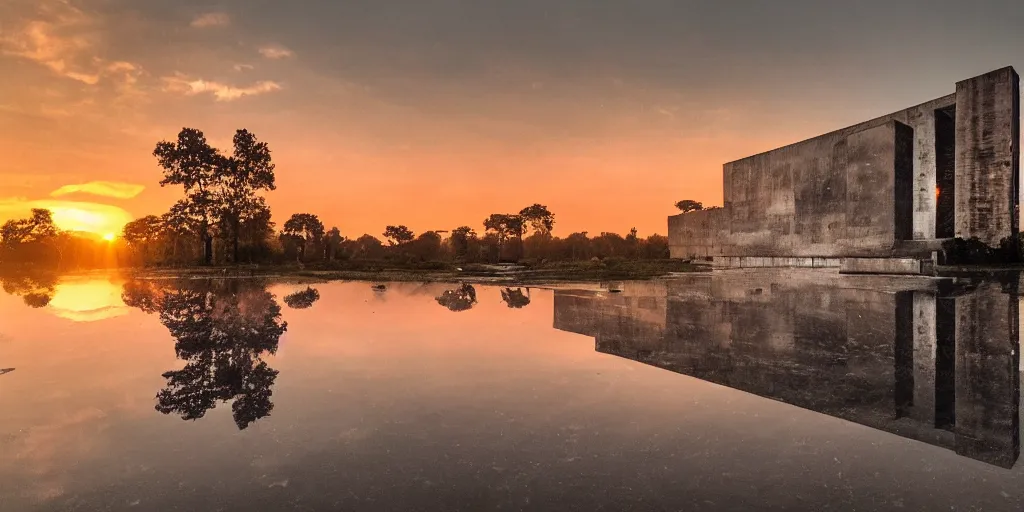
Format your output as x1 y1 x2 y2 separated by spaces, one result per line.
2 0 1024 238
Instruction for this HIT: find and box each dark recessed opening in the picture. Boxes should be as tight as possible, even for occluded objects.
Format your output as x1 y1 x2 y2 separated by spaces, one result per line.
935 297 956 430
935 106 956 238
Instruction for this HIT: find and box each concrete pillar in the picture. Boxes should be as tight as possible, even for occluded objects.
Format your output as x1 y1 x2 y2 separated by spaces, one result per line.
911 292 937 424
954 280 1020 468
954 67 1020 249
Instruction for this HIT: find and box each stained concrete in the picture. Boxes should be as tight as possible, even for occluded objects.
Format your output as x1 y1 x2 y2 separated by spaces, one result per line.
669 67 1020 274
954 67 1020 248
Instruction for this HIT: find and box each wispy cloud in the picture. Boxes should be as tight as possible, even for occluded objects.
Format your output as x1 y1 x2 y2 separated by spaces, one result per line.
162 73 283 101
259 45 294 59
50 181 145 199
0 1 142 88
190 12 230 28
233 63 254 72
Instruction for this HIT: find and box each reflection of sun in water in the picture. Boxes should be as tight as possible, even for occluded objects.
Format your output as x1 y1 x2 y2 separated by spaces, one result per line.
47 279 129 322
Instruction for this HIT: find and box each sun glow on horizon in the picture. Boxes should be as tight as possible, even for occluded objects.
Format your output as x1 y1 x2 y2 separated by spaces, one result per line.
0 199 133 238
103 233 116 241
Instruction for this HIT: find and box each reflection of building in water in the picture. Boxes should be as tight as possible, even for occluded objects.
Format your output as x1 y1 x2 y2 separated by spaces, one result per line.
553 270 1020 469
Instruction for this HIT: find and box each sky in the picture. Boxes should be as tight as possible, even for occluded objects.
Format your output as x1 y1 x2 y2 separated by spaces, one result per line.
2 0 1024 238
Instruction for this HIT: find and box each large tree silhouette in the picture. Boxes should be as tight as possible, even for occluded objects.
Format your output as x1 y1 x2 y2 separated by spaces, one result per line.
154 128 278 265
123 279 288 429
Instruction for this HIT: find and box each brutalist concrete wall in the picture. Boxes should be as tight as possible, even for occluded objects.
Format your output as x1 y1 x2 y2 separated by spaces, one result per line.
667 207 728 259
954 67 1021 250
669 93 957 260
720 121 915 257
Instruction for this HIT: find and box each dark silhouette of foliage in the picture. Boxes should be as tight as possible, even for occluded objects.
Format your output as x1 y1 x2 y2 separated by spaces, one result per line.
674 200 704 213
1 269 57 308
154 127 279 265
383 225 415 246
218 130 277 263
325 227 344 260
283 287 321 309
500 288 531 308
436 283 478 312
282 213 325 261
519 204 555 236
450 226 476 259
124 279 287 430
154 128 221 264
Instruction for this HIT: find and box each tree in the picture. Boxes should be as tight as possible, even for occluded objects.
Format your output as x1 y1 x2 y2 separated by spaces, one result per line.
436 284 478 312
155 127 279 265
281 213 325 261
352 234 385 259
450 226 476 259
674 200 704 213
218 130 278 263
565 231 591 260
483 213 525 261
283 287 320 309
122 215 164 265
519 204 555 236
410 231 442 261
625 227 640 259
0 209 60 265
383 225 415 246
325 227 344 260
154 128 221 265
150 280 287 430
500 288 531 308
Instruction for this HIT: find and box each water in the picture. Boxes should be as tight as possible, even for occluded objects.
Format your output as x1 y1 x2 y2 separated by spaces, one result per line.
1 271 1023 511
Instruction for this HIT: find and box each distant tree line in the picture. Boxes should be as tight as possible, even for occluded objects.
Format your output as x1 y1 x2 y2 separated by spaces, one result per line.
0 126 673 271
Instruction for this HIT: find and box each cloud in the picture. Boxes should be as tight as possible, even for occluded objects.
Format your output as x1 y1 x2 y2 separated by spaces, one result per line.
233 63 255 72
190 12 230 28
0 1 142 88
162 73 283 101
50 181 146 199
259 46 294 59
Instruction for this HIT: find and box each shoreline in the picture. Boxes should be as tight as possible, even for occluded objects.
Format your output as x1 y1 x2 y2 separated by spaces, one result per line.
104 260 710 285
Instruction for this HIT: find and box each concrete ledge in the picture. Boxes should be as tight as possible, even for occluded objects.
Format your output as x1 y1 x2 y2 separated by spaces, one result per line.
711 256 841 269
840 258 924 275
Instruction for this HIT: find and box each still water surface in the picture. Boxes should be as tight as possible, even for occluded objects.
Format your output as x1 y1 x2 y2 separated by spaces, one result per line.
1 272 1023 511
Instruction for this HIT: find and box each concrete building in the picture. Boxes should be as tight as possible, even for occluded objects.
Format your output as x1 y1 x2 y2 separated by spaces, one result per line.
669 67 1020 275
552 271 1021 468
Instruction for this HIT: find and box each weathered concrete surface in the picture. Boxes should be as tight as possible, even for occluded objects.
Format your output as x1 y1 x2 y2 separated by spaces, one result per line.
840 258 923 275
552 270 1021 468
954 279 1020 468
955 67 1020 249
669 66 1020 273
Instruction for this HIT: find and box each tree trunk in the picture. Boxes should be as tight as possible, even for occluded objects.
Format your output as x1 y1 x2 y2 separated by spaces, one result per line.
203 235 213 265
232 217 240 264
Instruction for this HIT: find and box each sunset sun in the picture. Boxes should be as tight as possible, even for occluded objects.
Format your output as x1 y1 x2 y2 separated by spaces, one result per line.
102 233 116 241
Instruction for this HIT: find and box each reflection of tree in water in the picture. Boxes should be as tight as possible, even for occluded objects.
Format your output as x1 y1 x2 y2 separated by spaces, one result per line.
283 287 320 309
122 278 288 430
436 283 478 312
0 270 57 308
500 287 531 308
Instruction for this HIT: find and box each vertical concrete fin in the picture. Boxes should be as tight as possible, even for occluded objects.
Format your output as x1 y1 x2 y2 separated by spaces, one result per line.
954 67 1020 249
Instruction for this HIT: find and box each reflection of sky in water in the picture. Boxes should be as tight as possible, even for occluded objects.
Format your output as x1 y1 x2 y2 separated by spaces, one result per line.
46 279 128 322
0 277 1022 511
